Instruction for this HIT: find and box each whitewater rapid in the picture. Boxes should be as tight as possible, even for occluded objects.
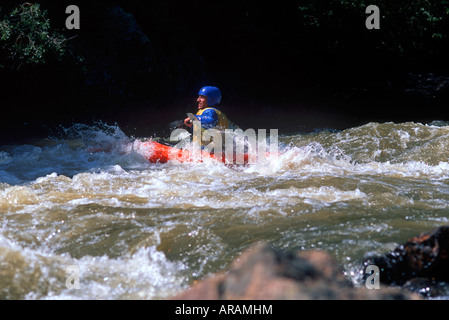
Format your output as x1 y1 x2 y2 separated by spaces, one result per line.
1 121 449 299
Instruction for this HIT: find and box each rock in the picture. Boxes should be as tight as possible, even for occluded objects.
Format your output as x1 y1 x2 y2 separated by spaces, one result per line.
362 226 449 286
402 278 449 298
172 243 420 300
361 225 449 297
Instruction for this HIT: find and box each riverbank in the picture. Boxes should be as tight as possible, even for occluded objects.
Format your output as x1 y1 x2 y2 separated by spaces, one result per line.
2 1 449 147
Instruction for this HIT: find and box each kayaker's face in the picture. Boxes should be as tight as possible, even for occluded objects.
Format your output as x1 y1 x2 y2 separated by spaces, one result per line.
197 95 208 109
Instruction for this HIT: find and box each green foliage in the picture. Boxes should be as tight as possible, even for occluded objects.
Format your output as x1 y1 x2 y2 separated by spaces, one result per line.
296 0 449 58
0 2 67 69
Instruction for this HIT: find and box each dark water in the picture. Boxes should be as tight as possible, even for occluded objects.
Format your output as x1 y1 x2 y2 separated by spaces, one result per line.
1 120 449 299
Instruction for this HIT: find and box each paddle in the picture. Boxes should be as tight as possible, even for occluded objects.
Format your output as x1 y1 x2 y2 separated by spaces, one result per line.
167 119 185 130
167 113 197 131
186 113 197 122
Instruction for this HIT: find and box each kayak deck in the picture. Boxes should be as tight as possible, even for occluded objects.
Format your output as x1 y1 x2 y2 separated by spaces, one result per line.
140 140 250 164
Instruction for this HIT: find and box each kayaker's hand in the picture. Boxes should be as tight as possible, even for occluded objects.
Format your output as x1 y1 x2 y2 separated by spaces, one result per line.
184 117 193 128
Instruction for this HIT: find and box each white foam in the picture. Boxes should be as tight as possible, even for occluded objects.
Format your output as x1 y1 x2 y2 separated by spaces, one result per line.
0 230 188 300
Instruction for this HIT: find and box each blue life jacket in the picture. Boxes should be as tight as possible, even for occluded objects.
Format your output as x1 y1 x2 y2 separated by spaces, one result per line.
195 107 229 130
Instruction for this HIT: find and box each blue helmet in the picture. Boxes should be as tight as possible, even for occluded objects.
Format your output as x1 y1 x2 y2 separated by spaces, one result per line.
198 86 221 107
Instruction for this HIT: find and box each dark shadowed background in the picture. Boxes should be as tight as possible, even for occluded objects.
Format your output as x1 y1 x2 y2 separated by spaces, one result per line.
1 0 448 144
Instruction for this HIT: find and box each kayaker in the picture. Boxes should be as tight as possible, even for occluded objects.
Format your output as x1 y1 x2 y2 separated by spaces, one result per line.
184 86 231 130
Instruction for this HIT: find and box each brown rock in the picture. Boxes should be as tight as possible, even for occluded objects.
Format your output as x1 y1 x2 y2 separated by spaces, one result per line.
172 243 420 300
362 225 449 286
173 274 225 300
402 278 449 298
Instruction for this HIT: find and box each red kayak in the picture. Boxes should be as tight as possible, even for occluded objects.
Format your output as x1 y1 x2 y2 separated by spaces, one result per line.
139 140 251 164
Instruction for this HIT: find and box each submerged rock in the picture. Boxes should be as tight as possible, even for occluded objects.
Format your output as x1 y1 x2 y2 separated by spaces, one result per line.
172 243 419 300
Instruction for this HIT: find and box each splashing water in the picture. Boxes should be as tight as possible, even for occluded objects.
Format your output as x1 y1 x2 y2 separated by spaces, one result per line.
1 121 449 299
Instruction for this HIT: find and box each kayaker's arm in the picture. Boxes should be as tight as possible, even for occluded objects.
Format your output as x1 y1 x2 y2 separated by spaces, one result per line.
184 117 193 128
184 113 197 128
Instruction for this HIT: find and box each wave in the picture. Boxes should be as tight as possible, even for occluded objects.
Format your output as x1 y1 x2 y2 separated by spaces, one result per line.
295 121 449 164
271 121 449 178
2 121 449 184
0 233 188 299
1 121 449 299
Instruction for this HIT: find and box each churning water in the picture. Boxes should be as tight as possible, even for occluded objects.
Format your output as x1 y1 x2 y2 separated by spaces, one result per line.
1 120 449 299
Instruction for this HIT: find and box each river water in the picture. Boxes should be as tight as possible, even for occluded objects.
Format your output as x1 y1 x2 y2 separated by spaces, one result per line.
1 120 449 299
